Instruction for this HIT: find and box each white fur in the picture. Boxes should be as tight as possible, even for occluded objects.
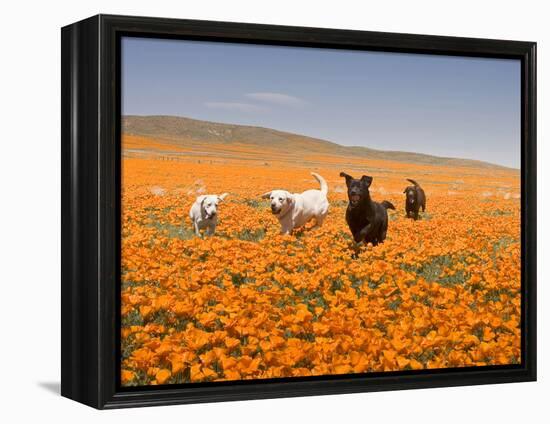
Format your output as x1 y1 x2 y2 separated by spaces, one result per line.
261 173 329 235
189 193 228 237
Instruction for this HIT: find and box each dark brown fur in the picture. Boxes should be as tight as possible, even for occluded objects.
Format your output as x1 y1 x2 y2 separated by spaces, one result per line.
340 172 395 246
403 178 426 220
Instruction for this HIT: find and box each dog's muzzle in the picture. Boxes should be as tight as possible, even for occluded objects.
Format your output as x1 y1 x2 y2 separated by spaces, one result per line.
271 206 281 215
350 194 361 206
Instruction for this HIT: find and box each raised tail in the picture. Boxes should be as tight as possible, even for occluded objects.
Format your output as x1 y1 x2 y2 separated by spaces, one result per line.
406 178 421 187
381 200 395 210
311 172 328 196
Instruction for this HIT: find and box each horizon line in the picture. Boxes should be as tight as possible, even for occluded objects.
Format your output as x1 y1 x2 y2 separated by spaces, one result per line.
121 114 520 171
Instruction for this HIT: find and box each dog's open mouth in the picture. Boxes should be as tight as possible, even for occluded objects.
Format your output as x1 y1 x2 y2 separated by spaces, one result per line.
350 194 361 206
271 209 281 215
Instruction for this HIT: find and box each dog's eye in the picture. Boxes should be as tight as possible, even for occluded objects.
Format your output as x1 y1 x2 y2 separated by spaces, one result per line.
279 198 283 201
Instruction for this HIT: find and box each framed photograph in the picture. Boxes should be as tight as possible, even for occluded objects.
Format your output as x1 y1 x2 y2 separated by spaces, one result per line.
61 14 536 409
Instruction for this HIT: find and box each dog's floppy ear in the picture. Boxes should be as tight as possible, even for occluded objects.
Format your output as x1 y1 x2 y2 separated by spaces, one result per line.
286 193 296 204
261 191 272 199
360 175 373 187
340 172 353 186
218 193 228 201
199 195 207 210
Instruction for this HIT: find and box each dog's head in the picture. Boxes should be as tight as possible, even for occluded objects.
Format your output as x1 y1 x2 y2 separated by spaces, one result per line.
261 190 294 216
340 172 373 207
200 193 228 219
403 186 417 205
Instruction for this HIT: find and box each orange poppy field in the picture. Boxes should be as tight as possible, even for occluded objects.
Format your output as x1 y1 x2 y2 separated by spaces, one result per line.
120 134 521 386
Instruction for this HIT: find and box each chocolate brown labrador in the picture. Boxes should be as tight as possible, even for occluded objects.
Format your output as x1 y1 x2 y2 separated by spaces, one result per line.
403 179 426 220
340 172 395 246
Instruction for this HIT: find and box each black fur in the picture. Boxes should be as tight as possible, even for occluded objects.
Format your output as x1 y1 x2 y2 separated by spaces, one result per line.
403 178 426 220
340 172 395 246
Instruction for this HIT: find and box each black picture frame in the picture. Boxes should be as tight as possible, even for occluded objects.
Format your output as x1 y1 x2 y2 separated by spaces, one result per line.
61 14 537 409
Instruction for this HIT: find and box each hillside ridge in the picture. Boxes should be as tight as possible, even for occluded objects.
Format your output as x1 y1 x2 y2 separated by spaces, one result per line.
122 115 515 170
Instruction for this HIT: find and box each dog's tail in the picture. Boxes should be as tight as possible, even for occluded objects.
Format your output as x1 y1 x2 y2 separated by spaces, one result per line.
381 200 395 210
406 178 421 187
311 172 328 195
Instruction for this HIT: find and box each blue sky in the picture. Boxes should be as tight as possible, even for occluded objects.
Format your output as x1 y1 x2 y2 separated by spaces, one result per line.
122 37 521 168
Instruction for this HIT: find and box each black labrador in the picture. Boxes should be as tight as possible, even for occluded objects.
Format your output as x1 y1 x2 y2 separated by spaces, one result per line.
340 172 395 246
403 179 426 220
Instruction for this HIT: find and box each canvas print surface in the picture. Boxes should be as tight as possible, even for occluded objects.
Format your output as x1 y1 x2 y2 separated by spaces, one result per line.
120 37 521 386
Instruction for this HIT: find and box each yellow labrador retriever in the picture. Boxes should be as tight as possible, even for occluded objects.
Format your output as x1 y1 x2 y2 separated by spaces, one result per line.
189 193 228 237
261 173 329 235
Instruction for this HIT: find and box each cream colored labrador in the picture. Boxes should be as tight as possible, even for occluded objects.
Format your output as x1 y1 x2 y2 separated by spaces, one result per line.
261 173 329 235
189 193 228 237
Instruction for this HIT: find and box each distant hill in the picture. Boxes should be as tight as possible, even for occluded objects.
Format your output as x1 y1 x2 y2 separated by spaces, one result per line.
122 115 513 170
